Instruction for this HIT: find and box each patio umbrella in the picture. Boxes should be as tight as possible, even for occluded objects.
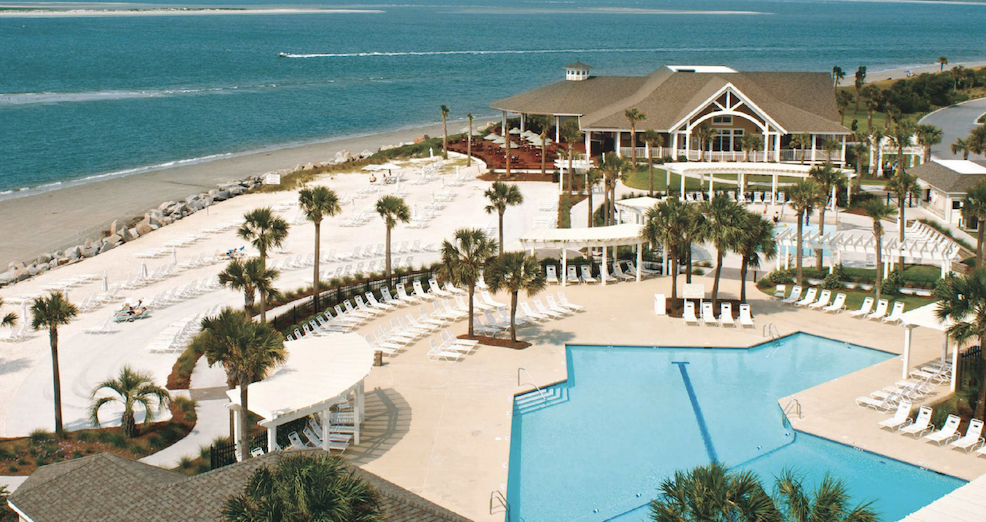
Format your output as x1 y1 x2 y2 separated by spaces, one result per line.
492 137 506 144
484 133 500 141
101 271 108 293
509 128 521 135
429 148 434 158
471 129 484 136
412 203 418 220
140 261 148 278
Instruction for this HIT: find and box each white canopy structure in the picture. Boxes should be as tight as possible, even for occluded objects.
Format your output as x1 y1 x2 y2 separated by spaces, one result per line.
614 197 662 224
663 162 856 205
899 303 961 391
519 224 646 286
226 334 375 456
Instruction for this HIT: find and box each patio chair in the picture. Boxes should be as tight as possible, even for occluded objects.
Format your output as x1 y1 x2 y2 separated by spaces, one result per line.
738 304 754 327
626 261 660 278
482 290 506 308
823 293 847 313
396 285 419 304
878 400 912 431
520 301 548 321
557 291 584 312
428 338 462 361
701 302 717 326
83 316 115 335
779 286 802 305
413 281 436 301
773 284 786 299
949 419 985 452
580 265 597 284
366 292 395 311
429 278 452 297
534 298 565 319
612 262 634 281
545 295 574 316
719 303 735 327
288 431 308 449
882 302 906 324
567 266 581 284
866 299 890 321
682 301 698 326
795 287 818 307
848 297 874 318
545 265 559 284
899 407 935 438
923 415 962 446
808 290 832 309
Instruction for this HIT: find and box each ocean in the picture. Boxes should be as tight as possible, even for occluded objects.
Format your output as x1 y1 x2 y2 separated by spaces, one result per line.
0 0 983 196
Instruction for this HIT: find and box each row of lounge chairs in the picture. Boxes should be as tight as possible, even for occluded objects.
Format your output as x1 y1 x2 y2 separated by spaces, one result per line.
545 262 659 285
776 285 906 323
856 363 951 412
682 301 754 327
472 292 584 339
319 257 415 279
877 400 986 455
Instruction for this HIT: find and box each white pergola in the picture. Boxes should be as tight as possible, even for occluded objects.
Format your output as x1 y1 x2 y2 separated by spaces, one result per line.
519 224 645 286
773 220 959 277
614 197 662 224
663 162 856 205
226 334 375 458
898 303 960 391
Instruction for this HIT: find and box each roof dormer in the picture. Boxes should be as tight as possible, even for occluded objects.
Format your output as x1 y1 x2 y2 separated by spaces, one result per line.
565 62 592 81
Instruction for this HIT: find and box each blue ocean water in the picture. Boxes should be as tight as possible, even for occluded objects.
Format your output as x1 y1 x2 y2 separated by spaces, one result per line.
507 335 965 522
0 0 984 195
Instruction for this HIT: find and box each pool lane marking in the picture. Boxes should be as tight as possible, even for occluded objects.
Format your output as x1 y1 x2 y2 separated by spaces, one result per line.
671 361 718 463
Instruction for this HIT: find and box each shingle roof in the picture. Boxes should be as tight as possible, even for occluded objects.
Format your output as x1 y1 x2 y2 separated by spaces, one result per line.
9 449 474 522
491 65 849 135
912 160 986 194
564 61 592 70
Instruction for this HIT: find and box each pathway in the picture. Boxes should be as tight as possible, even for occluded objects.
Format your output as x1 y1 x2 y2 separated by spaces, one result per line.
140 395 230 468
919 99 986 160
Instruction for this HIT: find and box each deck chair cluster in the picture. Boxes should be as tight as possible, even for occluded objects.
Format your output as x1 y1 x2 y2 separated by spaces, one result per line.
775 285 906 323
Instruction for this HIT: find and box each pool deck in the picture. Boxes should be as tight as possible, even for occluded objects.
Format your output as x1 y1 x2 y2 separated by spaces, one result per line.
346 274 986 521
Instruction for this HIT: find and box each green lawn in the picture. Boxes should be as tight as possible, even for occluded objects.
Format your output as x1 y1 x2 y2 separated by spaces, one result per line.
760 283 935 312
621 168 803 193
841 107 888 133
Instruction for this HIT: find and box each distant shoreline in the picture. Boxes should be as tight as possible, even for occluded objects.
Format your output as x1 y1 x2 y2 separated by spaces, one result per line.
0 7 383 17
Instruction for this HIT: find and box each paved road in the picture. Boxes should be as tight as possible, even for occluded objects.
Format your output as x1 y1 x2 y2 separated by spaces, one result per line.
919 99 986 161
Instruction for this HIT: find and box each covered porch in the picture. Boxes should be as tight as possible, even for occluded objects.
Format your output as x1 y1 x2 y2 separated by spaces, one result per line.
519 223 646 286
663 162 856 205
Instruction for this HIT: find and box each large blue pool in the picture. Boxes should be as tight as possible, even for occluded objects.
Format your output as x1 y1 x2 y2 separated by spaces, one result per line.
506 334 964 522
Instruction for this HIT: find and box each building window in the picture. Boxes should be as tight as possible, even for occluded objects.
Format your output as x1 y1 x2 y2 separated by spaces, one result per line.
712 129 744 151
712 115 733 126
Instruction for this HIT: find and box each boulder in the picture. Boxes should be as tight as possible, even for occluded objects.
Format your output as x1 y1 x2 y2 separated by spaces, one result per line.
37 253 52 265
98 241 115 254
106 233 123 245
413 134 429 144
66 246 82 260
136 222 153 236
109 219 125 236
125 228 140 242
228 185 245 196
48 259 59 270
214 190 230 201
82 247 98 258
26 264 40 276
0 270 15 285
13 268 29 282
158 201 176 211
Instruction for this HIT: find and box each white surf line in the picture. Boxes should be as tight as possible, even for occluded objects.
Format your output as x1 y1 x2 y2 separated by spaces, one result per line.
0 8 383 17
278 46 792 59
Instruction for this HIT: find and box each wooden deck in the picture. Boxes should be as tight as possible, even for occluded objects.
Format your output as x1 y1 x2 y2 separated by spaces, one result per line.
447 138 584 173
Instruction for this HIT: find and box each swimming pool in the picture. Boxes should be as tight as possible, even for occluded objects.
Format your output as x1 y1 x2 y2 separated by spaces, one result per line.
506 334 964 522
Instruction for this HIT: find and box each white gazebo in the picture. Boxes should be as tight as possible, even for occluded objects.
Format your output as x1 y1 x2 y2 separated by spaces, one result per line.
663 162 856 205
614 196 662 224
898 303 959 391
519 223 646 286
226 333 375 458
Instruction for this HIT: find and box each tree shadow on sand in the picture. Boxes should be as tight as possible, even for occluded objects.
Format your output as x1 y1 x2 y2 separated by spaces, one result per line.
521 325 578 346
0 357 31 377
340 387 411 467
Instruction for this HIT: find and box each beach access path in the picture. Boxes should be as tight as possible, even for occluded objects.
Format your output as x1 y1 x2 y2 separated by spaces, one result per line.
920 98 986 161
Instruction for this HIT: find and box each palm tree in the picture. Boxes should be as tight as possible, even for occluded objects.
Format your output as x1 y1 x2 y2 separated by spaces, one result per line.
560 120 582 193
809 164 847 269
952 137 971 160
642 130 664 196
466 113 473 166
836 91 854 126
435 228 498 337
963 179 986 264
31 292 78 433
218 257 279 312
238 208 289 323
200 309 287 460
585 168 603 228
790 133 811 164
599 152 629 226
222 453 384 522
624 108 646 167
885 103 901 129
0 297 16 331
375 195 411 279
774 468 878 522
939 56 949 72
970 126 986 156
484 252 546 342
738 211 777 303
832 65 846 88
299 186 341 310
683 203 706 284
935 269 986 420
649 462 779 522
642 199 689 302
484 182 524 254
741 134 764 162
787 180 824 285
700 195 744 306
538 117 552 177
916 124 943 162
867 127 885 177
440 104 450 160
862 200 895 302
822 138 839 163
887 171 921 268
854 66 867 113
88 366 170 438
862 84 882 131
693 124 716 162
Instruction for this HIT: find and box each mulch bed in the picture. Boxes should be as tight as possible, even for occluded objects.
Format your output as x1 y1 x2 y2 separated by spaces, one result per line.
459 334 532 350
665 297 742 319
478 172 554 183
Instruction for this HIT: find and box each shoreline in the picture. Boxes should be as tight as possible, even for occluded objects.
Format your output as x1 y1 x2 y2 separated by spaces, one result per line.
842 59 986 86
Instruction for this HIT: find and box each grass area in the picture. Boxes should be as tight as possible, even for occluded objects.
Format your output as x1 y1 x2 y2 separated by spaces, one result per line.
620 167 803 193
797 264 942 288
840 107 888 132
757 280 936 312
558 193 585 229
858 178 889 186
0 397 197 475
918 218 976 253
167 339 205 390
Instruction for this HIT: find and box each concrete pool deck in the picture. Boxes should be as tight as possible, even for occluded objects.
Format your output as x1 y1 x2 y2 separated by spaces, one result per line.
343 274 986 521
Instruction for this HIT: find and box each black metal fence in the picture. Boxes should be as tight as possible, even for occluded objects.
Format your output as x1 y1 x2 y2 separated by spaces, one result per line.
960 346 984 390
210 432 269 470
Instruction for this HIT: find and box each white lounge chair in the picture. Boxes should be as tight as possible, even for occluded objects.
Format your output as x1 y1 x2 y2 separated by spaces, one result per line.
738 304 754 328
779 286 802 305
579 265 597 284
882 302 906 324
795 287 818 307
545 265 559 284
899 407 934 438
682 301 698 326
520 301 547 321
924 415 962 445
534 298 564 319
428 338 461 361
482 290 506 309
949 419 985 452
84 316 115 335
612 262 634 281
808 289 832 309
866 299 890 321
878 400 912 431
823 293 847 313
413 281 436 301
848 297 874 318
773 284 786 299
557 291 584 312
429 278 452 297
544 295 574 316
701 302 717 326
719 303 735 327
855 392 899 413
566 266 581 284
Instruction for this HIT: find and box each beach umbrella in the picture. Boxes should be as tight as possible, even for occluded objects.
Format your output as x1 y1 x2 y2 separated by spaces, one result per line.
101 271 108 293
429 148 434 158
172 246 177 265
509 128 521 135
442 176 446 188
484 133 500 141
471 129 484 136
351 199 357 212
140 260 148 278
492 137 506 144
412 203 418 220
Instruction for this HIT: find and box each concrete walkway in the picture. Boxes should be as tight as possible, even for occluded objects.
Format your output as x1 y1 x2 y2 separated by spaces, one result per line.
140 396 230 468
919 99 986 161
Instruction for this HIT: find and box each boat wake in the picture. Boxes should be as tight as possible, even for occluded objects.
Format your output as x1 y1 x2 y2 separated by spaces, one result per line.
278 46 785 59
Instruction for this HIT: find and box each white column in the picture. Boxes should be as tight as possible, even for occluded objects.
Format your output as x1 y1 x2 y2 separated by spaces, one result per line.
877 144 884 177
784 246 791 269
951 340 960 392
771 174 778 205
811 135 817 163
615 132 622 157
773 133 781 163
941 258 950 278
555 116 560 142
671 132 679 158
680 173 685 200
708 171 715 200
902 325 913 379
231 404 244 461
666 170 671 195
636 245 642 282
561 248 567 287
267 425 277 452
502 111 507 136
840 135 847 164
601 245 608 286
320 409 330 451
684 132 691 160
645 141 650 163
831 185 837 212
941 336 949 364
762 130 769 162
585 131 592 159
520 113 526 133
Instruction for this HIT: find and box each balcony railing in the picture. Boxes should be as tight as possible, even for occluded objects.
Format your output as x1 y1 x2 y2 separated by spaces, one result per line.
620 147 843 164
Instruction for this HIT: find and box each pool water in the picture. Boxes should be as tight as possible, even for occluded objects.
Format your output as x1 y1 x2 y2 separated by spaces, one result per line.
774 222 830 257
506 334 964 522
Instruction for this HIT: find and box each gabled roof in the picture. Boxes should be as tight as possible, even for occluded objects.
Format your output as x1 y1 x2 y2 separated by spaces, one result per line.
9 449 474 522
490 76 648 116
912 159 986 194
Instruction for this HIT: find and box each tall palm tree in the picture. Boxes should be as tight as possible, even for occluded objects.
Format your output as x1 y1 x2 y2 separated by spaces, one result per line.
649 462 780 522
836 91 854 126
624 108 646 167
375 195 411 279
31 292 78 433
822 138 840 163
642 130 664 196
741 134 764 162
484 252 546 342
694 124 716 162
435 228 498 337
774 468 878 522
218 257 279 312
642 199 689 301
938 56 949 72
238 208 289 323
787 180 824 285
887 171 921 268
466 113 473 167
888 121 915 174
738 211 777 303
538 117 552 177
88 366 170 438
832 65 846 88
862 200 895 302
200 308 287 460
700 195 744 306
963 179 986 265
440 104 450 160
683 203 706 284
952 137 971 160
884 103 900 129
970 126 986 156
935 269 986 420
916 124 944 162
222 453 384 522
809 164 847 269
790 132 811 164
299 186 341 310
861 85 882 132
854 66 867 113
585 168 603 228
560 120 582 193
0 297 16 330
484 182 524 254
598 152 629 226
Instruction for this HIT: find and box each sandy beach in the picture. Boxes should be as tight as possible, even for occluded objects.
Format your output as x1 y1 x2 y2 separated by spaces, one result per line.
841 59 986 85
0 122 459 267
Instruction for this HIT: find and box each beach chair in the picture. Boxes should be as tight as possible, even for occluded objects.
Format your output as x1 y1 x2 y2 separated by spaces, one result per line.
718 303 735 327
773 284 786 299
795 287 818 307
682 301 698 326
878 400 912 431
83 316 115 334
626 261 660 278
365 292 394 311
808 290 832 309
899 407 934 438
428 338 462 361
924 415 962 445
557 291 584 312
445 281 466 295
545 295 574 316
413 281 436 301
250 447 265 458
882 302 906 324
779 286 802 305
481 290 506 309
288 431 308 449
848 297 874 318
545 265 559 284
612 262 634 281
534 298 565 319
949 419 985 452
580 265 597 284
396 285 419 304
429 278 452 297
737 304 754 327
520 301 547 321
866 299 890 321
823 293 847 313
566 266 581 284
701 302 717 326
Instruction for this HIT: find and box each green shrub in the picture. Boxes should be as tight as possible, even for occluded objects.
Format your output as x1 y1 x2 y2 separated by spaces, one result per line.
72 450 83 459
148 435 165 450
6 465 16 473
822 273 842 289
129 445 144 456
28 428 53 444
172 395 197 421
881 269 904 296
108 433 127 449
768 269 794 284
96 431 113 443
76 431 91 443
16 458 25 466
34 457 46 467
177 456 194 471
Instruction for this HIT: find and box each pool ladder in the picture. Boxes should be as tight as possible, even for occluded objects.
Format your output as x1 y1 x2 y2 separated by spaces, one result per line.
518 367 547 402
490 490 510 517
784 398 802 419
763 323 780 340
